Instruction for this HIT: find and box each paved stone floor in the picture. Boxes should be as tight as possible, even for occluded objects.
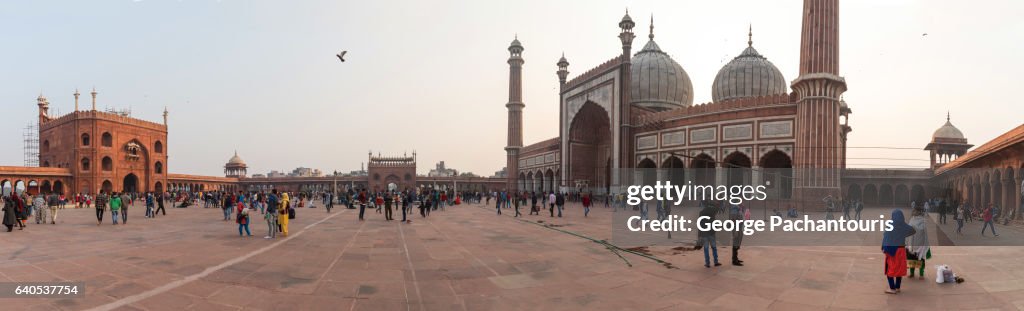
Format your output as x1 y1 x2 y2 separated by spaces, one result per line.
1 202 1024 310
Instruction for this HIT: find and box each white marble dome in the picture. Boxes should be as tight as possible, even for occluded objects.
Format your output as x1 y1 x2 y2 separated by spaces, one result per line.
711 44 786 103
630 38 694 111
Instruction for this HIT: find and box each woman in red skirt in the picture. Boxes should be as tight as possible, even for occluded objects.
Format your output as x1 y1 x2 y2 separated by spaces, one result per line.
882 209 916 294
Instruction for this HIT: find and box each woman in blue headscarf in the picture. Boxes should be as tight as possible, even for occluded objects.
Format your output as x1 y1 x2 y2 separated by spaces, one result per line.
882 209 916 294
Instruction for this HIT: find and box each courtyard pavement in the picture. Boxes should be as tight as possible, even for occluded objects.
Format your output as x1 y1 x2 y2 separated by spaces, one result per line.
1 201 1023 310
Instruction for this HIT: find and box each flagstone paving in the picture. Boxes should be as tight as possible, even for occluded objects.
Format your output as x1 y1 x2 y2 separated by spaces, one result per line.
1 202 1023 310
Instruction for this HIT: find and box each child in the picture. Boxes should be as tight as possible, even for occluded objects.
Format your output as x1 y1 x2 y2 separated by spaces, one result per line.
237 202 251 237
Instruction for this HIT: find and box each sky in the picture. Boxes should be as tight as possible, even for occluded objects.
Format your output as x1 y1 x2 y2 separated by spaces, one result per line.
1 0 1022 176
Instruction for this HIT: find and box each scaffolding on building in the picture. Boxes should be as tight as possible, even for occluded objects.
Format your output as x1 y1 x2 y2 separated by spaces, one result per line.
23 123 39 167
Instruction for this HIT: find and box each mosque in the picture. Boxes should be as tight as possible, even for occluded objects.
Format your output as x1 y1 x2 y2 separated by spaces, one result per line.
502 0 1024 211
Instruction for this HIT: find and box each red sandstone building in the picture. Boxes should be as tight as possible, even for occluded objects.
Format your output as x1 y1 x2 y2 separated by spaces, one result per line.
35 89 169 195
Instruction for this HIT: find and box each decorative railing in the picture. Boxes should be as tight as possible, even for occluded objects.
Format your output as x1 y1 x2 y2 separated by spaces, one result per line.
634 93 794 128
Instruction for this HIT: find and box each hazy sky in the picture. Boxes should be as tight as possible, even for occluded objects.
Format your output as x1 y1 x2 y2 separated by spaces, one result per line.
1 0 1022 176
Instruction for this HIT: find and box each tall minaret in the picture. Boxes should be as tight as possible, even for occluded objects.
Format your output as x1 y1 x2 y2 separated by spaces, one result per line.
37 93 50 124
505 35 525 192
556 53 569 86
90 87 98 111
163 106 169 125
616 10 635 190
791 0 847 205
74 88 80 111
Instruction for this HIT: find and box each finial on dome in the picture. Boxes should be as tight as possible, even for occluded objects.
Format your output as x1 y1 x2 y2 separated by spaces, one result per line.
947 111 950 122
649 14 654 40
748 24 753 47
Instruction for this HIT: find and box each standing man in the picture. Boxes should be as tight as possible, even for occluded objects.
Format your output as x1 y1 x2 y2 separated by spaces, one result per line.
548 192 556 217
555 191 565 218
729 203 745 266
46 191 60 224
357 189 367 221
383 193 393 221
265 189 279 239
698 202 722 268
110 192 122 225
119 192 131 225
222 192 234 221
95 191 108 225
145 192 154 218
582 192 591 218
155 192 166 217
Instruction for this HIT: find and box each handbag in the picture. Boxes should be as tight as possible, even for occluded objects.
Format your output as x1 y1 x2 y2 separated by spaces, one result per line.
288 207 295 219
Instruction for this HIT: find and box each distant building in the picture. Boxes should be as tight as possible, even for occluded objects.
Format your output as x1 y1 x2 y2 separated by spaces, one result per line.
493 167 507 178
289 167 322 177
428 161 458 177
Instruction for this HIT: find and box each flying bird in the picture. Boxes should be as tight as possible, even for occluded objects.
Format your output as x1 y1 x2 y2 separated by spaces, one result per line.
336 50 347 62
922 33 928 37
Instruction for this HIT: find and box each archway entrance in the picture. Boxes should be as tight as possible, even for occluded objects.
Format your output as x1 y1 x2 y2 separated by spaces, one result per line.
102 180 113 193
568 102 612 194
760 150 793 199
53 181 64 195
123 174 139 194
723 152 752 187
155 182 163 193
691 153 716 186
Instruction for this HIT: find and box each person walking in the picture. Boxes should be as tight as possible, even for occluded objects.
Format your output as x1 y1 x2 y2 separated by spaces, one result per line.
556 192 565 218
44 192 58 224
237 202 251 237
907 207 931 279
357 189 367 221
938 200 948 225
730 203 745 266
514 192 522 217
326 192 334 213
955 204 965 235
3 196 18 232
144 192 154 218
155 192 166 217
981 204 998 236
119 192 131 224
698 202 721 268
882 209 916 294
582 192 592 217
265 190 279 239
855 200 864 221
110 193 122 225
32 194 46 225
384 193 394 221
95 191 108 225
13 194 28 229
402 192 413 223
279 192 290 237
221 192 234 221
548 192 556 217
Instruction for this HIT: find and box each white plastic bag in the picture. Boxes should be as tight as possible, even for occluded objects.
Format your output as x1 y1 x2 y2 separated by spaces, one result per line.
936 265 948 283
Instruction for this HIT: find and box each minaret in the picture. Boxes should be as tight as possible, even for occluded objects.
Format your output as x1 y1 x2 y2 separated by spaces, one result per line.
556 53 569 86
74 89 80 111
37 93 50 124
505 35 525 192
791 0 847 206
163 106 169 125
617 10 635 187
90 87 98 111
